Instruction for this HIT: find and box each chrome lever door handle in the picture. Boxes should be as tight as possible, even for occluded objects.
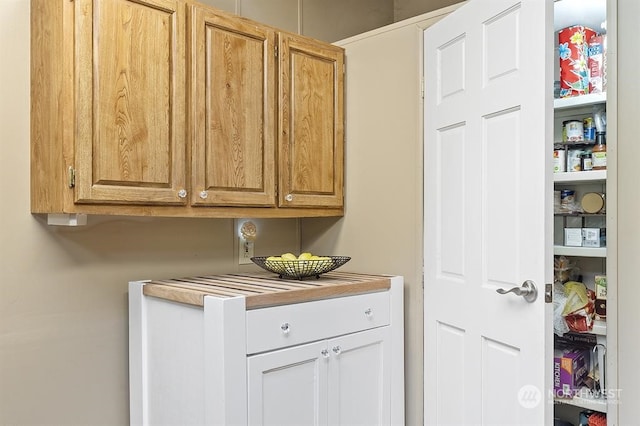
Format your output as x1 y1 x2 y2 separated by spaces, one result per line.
496 280 538 303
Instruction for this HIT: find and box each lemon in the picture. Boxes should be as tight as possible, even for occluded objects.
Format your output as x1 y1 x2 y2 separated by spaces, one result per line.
298 252 313 260
281 252 297 261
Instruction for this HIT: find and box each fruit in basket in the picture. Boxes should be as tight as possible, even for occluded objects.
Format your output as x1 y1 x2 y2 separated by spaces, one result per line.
282 252 297 261
298 252 313 260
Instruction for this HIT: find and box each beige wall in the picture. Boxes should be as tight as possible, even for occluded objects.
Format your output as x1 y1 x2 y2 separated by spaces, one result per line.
394 0 461 21
0 1 302 423
301 6 460 426
616 0 640 423
206 0 394 42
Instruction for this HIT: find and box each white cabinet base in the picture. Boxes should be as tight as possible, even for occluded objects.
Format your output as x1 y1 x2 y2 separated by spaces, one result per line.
129 272 404 425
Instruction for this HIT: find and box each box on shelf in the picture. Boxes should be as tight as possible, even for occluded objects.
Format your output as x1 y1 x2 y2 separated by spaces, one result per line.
564 228 583 247
553 348 590 398
582 228 606 247
595 275 607 319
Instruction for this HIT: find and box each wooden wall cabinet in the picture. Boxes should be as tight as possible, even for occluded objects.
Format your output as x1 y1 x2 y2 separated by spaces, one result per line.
30 0 344 219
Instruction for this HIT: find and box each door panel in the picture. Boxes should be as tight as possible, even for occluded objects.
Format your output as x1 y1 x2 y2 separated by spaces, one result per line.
75 0 186 204
424 0 554 424
279 33 344 208
247 341 328 426
190 7 276 206
328 327 391 426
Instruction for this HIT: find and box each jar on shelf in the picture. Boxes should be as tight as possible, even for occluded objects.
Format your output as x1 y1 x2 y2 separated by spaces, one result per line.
592 133 607 170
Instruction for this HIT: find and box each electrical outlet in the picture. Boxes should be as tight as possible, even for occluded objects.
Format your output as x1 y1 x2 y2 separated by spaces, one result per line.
239 238 254 264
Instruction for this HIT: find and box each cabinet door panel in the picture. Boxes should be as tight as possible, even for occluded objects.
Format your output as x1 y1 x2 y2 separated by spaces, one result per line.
279 33 344 208
328 327 391 426
247 340 328 426
191 7 276 206
75 0 186 205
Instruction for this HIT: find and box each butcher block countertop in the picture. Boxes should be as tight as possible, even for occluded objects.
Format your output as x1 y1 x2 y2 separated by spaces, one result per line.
142 271 392 310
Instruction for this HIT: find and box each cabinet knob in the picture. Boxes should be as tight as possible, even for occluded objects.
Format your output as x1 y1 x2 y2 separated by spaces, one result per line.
177 189 187 198
321 348 330 358
285 194 293 202
280 322 290 335
332 345 342 355
364 308 373 318
199 190 208 200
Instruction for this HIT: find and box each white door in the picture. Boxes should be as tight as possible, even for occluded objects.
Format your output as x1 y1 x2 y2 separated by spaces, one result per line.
423 0 554 424
247 341 328 426
327 327 391 426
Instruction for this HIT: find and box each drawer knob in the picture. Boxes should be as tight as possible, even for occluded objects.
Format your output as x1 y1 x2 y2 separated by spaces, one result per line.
321 348 330 358
364 308 373 318
332 345 342 356
280 322 290 334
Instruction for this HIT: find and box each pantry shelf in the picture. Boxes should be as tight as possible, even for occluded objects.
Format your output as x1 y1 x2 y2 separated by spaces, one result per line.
554 170 607 183
554 245 607 258
554 93 607 110
555 392 607 413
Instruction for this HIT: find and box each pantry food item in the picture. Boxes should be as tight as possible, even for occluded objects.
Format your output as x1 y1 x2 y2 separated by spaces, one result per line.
558 26 598 97
252 253 351 279
581 192 605 214
588 34 607 94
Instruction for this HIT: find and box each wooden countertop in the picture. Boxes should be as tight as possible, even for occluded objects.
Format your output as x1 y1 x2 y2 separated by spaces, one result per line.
142 271 391 310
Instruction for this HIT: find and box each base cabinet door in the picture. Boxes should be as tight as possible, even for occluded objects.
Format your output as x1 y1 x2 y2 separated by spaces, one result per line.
247 340 328 426
247 327 390 426
328 327 391 426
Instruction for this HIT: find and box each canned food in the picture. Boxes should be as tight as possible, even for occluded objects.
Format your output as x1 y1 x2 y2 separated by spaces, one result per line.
581 192 605 214
554 147 566 173
584 117 596 141
564 120 584 142
561 189 575 212
567 149 583 172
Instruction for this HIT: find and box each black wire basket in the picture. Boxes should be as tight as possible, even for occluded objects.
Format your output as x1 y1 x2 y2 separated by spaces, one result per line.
250 256 351 280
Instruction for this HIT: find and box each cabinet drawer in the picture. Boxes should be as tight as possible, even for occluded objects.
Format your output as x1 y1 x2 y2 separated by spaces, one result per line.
246 290 390 354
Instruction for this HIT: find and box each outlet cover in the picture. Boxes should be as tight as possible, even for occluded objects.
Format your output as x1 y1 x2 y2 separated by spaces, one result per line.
239 238 254 264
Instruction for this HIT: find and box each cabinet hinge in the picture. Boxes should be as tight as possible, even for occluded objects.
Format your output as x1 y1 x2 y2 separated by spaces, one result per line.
275 45 278 58
421 77 424 99
68 166 76 188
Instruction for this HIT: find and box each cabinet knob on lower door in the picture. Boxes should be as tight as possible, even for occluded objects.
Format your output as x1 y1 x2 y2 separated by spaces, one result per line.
280 322 290 335
332 345 342 355
199 190 208 200
177 189 187 198
321 348 330 358
285 194 293 202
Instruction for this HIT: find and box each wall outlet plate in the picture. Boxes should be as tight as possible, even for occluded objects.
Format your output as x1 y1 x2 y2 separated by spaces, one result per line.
239 238 254 264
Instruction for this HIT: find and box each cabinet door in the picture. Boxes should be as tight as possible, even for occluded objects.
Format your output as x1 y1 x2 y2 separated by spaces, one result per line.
327 327 391 426
278 32 344 208
247 340 328 426
74 0 187 205
190 7 277 206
